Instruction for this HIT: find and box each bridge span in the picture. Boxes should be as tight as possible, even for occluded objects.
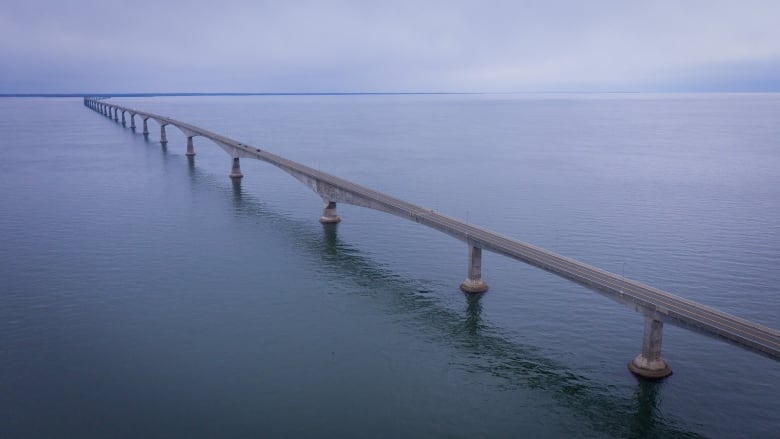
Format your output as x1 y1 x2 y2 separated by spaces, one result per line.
85 97 780 379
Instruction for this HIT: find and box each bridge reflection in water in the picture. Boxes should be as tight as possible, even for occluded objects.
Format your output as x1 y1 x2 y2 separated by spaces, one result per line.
85 97 780 379
217 169 700 437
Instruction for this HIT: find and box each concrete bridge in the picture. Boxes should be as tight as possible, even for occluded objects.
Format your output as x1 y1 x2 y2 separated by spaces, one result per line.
84 97 780 379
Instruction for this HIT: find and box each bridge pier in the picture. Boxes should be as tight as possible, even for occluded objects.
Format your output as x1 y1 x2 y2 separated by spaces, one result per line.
186 136 196 156
460 246 488 293
628 316 672 379
130 115 136 130
113 108 118 121
121 111 126 126
320 201 341 224
160 125 168 145
230 157 243 180
142 119 149 135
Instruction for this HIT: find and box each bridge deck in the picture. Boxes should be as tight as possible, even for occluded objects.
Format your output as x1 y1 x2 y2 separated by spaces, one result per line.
87 98 780 361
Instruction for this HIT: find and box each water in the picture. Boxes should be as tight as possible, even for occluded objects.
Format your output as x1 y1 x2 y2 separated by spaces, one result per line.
1 94 778 438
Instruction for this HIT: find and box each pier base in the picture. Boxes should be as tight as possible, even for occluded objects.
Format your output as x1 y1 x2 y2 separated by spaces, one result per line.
460 246 488 293
628 316 672 379
230 157 243 180
130 115 136 130
143 119 149 135
160 125 168 145
121 112 126 125
319 201 341 224
186 136 196 156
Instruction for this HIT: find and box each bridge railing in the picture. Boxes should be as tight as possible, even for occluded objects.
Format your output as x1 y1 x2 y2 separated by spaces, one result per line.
84 97 780 379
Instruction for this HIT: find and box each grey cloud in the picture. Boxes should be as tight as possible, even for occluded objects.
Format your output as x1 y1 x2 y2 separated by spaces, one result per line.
2 0 780 92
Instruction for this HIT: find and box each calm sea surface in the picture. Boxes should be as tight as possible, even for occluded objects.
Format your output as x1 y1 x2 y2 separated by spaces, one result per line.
1 94 778 438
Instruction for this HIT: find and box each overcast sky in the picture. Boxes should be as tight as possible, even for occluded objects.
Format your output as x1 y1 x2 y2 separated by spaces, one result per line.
2 0 779 93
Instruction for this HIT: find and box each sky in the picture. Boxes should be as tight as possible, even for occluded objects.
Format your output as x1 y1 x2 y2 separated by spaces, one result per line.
1 0 780 93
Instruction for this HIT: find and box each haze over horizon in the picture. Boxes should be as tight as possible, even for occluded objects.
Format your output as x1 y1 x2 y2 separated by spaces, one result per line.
2 0 780 94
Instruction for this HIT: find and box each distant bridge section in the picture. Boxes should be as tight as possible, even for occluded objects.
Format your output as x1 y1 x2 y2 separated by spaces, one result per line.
85 97 780 379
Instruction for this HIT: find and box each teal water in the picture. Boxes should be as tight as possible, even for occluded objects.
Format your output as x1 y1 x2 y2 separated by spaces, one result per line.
1 94 779 438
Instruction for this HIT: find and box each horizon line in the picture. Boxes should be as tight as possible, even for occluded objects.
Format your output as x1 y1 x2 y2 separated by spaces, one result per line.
2 91 779 98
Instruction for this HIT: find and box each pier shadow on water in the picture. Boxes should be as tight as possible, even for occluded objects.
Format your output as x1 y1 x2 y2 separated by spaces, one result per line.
76 124 708 436
178 166 702 439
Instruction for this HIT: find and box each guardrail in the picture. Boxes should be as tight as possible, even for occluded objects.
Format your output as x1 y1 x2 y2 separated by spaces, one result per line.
85 97 780 379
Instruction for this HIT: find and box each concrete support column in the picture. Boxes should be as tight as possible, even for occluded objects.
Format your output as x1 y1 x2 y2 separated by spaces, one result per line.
142 119 149 135
628 316 672 379
186 136 196 156
230 157 243 180
160 125 168 145
130 115 136 130
319 201 341 224
460 246 488 293
121 112 126 125
113 108 118 121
